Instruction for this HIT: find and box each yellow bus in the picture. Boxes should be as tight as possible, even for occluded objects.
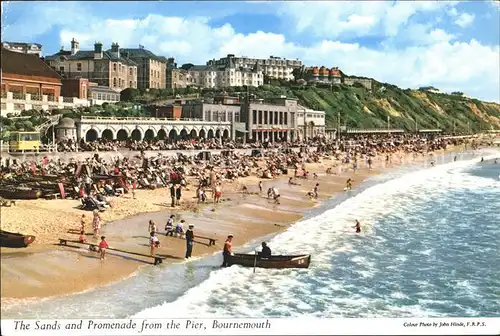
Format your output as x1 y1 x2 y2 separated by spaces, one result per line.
9 131 42 152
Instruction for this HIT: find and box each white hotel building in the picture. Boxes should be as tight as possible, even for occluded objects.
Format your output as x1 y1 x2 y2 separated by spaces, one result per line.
296 105 326 140
186 57 264 88
207 54 303 81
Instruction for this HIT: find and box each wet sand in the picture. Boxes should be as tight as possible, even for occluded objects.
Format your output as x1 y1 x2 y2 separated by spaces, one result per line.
0 149 453 303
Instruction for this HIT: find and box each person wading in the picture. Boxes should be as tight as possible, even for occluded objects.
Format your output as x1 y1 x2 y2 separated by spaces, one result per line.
353 219 361 233
150 232 160 256
185 224 194 259
221 234 234 267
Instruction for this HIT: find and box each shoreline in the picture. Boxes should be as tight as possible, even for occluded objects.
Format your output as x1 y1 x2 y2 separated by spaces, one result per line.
0 147 469 304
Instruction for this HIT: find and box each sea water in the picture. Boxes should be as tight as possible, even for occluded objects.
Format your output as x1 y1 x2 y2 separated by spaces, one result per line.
3 150 499 318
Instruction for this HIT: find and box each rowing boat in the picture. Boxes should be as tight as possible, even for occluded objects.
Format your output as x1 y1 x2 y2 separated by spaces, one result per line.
0 230 36 248
227 253 311 269
0 186 42 200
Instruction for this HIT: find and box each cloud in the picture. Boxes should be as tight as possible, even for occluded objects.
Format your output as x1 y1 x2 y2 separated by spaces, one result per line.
53 13 500 102
278 1 458 38
2 2 89 40
454 13 475 28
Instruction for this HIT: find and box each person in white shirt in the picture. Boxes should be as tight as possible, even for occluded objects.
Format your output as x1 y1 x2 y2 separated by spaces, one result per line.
272 187 280 204
165 215 175 236
150 232 160 256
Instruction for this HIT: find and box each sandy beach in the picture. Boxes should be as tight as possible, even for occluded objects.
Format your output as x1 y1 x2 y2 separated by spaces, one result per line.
0 148 451 303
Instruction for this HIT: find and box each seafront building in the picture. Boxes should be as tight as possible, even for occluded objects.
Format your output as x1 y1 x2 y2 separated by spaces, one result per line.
296 105 326 140
0 48 89 116
184 58 264 88
240 97 299 142
119 46 168 89
1 41 43 57
207 54 302 81
55 115 233 142
44 39 138 92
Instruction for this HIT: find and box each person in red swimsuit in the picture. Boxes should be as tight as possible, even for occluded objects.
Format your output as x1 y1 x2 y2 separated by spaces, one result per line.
98 236 109 260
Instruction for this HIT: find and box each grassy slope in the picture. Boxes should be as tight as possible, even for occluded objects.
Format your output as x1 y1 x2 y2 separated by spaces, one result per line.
251 83 500 132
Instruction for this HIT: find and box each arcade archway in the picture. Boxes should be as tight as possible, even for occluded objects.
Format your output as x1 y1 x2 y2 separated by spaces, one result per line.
85 129 98 141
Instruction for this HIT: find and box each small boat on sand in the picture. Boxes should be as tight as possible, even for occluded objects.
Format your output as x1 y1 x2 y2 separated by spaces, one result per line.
0 186 42 200
0 230 36 248
227 253 311 269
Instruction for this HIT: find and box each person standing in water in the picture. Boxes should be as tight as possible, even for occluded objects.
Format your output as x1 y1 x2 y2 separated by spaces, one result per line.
258 181 263 193
313 183 319 199
150 232 160 257
221 234 234 267
272 187 280 204
345 178 353 191
185 224 194 259
165 215 175 236
98 236 109 260
353 220 361 233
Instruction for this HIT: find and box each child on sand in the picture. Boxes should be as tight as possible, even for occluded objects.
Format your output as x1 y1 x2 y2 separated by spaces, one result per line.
80 214 86 233
78 230 87 243
132 181 137 199
92 210 101 238
214 183 222 204
98 236 109 260
149 220 157 235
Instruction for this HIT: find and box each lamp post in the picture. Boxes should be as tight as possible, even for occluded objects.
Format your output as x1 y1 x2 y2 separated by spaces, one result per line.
337 111 340 142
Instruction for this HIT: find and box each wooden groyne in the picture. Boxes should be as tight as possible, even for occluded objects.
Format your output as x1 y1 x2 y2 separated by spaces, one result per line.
58 238 165 265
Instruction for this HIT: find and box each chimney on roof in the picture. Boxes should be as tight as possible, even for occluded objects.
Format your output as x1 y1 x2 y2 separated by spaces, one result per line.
70 38 79 55
94 41 103 59
111 42 120 58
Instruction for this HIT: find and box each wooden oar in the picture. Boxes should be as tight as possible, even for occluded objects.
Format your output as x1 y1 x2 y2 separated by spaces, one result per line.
253 250 257 273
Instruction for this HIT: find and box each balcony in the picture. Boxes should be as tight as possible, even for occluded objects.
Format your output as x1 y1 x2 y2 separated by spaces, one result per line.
1 92 90 116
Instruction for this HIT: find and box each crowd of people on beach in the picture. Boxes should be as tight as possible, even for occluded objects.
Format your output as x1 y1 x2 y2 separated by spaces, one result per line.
54 137 315 153
1 132 481 264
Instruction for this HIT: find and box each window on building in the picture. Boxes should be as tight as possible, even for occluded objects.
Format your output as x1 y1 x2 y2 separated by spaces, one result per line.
284 112 288 125
118 78 122 87
59 66 65 72
76 63 82 71
129 68 132 75
113 63 117 71
252 110 257 124
129 81 132 87
113 78 117 87
204 111 211 121
234 112 240 122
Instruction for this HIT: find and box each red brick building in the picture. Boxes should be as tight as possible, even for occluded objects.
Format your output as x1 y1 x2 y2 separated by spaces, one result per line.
61 78 89 99
1 47 62 97
151 104 182 119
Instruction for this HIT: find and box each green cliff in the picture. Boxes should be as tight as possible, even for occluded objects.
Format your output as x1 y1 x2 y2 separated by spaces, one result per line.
247 82 500 133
